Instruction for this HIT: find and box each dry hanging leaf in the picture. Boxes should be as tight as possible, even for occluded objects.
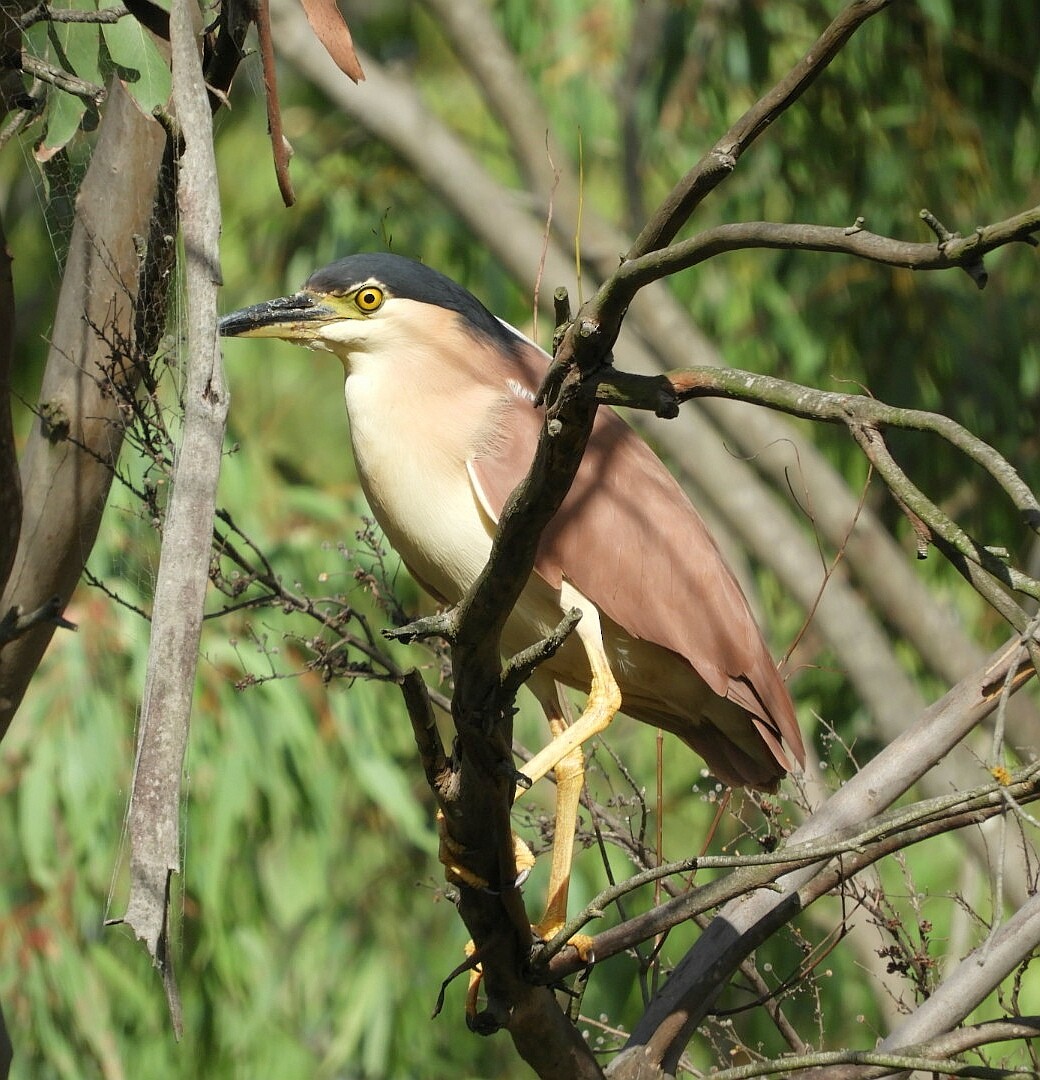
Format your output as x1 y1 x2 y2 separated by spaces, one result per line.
298 0 366 84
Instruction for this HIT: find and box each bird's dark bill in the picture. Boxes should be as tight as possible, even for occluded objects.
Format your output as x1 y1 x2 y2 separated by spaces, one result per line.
218 293 336 338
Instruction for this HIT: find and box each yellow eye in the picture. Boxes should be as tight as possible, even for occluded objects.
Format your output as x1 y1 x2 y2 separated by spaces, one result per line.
354 286 384 312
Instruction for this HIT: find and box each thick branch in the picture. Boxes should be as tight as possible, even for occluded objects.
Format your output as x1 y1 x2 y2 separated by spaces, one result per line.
428 372 605 1078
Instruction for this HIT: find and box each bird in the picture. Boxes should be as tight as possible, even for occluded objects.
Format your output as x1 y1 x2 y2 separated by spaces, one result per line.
219 251 804 942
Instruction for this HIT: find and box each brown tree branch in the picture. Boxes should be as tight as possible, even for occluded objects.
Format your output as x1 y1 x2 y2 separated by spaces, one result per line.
16 3 129 26
608 213 1040 312
385 362 607 1076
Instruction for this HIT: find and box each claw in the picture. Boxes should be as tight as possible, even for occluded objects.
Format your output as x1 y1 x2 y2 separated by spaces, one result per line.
437 810 536 891
463 940 482 1021
437 811 490 889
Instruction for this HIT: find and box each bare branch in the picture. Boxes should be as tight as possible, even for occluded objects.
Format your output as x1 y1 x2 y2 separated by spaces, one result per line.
610 212 1040 310
17 3 129 26
800 1018 1040 1080
121 0 227 1030
0 596 76 647
697 1047 1033 1080
17 52 106 105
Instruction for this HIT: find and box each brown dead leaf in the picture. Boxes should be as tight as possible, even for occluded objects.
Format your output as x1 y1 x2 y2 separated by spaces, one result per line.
298 0 366 84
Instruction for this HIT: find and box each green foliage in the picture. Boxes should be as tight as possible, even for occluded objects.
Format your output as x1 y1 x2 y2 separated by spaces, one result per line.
22 2 171 160
0 416 519 1078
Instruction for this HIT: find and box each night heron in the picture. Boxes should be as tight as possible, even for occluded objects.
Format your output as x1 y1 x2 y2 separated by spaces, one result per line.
219 252 804 940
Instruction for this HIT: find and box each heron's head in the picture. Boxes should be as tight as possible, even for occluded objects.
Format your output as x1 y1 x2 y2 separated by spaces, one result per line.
219 252 523 372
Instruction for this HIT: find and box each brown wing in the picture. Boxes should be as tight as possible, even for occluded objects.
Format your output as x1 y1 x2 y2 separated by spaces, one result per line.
470 341 803 770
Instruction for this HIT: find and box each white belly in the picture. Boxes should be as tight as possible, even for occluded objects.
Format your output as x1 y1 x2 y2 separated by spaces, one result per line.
344 371 496 604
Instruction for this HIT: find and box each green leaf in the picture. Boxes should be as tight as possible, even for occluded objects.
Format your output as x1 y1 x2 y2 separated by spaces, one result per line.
26 0 100 156
35 90 88 160
62 19 102 89
100 9 172 116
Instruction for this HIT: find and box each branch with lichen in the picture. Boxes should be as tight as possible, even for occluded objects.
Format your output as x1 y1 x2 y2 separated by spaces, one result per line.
610 208 1039 313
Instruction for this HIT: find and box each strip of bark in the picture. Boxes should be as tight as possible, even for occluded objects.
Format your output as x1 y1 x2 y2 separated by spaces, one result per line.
0 83 165 739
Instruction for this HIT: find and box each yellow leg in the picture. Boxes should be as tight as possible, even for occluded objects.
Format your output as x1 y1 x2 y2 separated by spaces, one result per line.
464 940 482 1020
519 590 621 955
530 710 589 947
518 591 622 791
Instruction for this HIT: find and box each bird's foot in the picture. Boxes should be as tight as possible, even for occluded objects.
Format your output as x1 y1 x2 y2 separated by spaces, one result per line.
437 810 535 890
531 917 595 963
464 920 595 1022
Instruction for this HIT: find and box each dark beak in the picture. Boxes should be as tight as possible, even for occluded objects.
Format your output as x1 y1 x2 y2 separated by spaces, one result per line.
218 292 337 338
